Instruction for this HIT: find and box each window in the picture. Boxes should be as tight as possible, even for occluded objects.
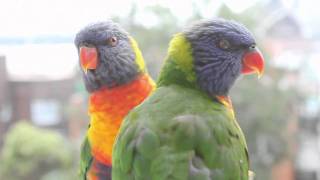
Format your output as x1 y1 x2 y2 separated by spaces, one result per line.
0 104 12 123
31 99 61 126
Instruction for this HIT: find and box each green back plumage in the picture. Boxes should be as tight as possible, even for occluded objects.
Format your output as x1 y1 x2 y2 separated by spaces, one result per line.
112 33 249 180
113 86 249 180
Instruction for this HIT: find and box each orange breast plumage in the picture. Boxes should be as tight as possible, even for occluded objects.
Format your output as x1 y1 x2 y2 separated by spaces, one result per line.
87 74 154 165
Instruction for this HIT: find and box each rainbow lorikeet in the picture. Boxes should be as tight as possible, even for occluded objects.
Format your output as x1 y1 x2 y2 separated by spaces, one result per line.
74 21 155 180
112 19 264 180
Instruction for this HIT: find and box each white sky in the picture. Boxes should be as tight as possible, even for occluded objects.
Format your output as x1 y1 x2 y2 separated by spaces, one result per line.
0 0 134 37
0 0 318 37
0 0 319 80
0 0 259 80
0 44 77 81
0 0 262 37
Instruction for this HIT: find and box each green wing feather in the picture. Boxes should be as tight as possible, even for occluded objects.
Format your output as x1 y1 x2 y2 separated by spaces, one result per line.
79 135 92 180
113 85 249 180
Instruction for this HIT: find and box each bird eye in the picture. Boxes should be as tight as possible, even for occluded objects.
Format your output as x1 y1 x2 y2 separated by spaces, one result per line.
107 36 118 46
218 39 231 50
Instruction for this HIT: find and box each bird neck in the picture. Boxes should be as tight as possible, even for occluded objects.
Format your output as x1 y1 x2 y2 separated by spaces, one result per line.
129 36 146 72
215 95 235 118
215 95 233 109
157 33 198 89
89 73 154 117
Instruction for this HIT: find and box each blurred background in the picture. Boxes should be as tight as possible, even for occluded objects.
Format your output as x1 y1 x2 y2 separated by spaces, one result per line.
0 0 319 179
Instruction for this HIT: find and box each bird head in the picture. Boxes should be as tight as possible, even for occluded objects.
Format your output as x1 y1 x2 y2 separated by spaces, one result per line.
74 21 146 92
160 19 264 97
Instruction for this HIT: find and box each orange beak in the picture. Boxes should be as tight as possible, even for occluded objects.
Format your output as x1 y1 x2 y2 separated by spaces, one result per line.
79 46 98 73
241 48 264 78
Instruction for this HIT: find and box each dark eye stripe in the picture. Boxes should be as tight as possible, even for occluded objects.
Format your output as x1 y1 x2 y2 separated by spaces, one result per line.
79 42 94 47
228 44 252 51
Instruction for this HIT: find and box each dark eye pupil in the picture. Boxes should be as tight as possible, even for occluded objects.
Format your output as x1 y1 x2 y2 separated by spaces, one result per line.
219 40 230 49
108 37 117 46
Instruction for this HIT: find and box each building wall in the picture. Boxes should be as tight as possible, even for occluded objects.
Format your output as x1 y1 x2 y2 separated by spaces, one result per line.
9 79 75 130
0 56 8 140
0 54 86 145
0 56 7 105
0 55 86 148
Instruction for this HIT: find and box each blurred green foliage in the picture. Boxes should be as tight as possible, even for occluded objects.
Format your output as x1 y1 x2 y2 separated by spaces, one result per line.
0 122 76 180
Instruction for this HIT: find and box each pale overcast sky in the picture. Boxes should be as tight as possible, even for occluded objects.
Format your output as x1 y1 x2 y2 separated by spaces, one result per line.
0 0 262 37
0 0 318 37
0 0 319 80
0 0 260 80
